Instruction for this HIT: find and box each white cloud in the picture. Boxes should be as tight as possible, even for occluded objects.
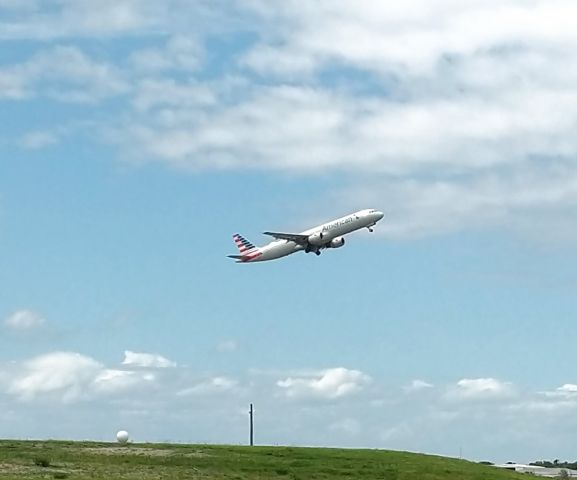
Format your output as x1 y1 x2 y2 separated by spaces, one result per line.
0 70 28 99
108 0 577 240
4 1 577 240
116 75 577 239
177 377 238 397
404 379 434 393
119 74 577 176
2 351 164 403
129 35 203 73
0 46 128 102
539 383 577 399
508 399 577 414
342 165 577 239
277 367 371 400
0 0 165 39
244 1 577 78
8 352 102 402
556 384 577 395
57 0 162 36
93 369 155 394
4 310 45 331
0 1 243 40
132 79 215 112
122 350 176 368
120 86 360 171
448 377 515 401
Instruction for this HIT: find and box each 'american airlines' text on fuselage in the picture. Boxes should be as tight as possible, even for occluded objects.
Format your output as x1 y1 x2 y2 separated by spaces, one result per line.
228 209 384 263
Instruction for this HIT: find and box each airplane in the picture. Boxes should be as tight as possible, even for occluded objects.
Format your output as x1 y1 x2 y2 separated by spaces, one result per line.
228 208 384 263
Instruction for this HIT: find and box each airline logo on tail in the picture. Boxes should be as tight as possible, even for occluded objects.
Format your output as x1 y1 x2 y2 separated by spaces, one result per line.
229 233 263 262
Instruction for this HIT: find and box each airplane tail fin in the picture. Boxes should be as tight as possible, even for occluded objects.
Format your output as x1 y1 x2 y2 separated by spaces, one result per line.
228 233 262 262
232 233 258 255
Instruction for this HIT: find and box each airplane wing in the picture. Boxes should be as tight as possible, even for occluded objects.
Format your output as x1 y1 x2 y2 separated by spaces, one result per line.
263 231 309 245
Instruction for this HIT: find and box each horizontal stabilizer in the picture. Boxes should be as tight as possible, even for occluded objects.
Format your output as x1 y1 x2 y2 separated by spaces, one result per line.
227 254 243 259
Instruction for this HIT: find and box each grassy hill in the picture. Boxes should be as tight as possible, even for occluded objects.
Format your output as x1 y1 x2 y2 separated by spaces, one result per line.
0 440 526 480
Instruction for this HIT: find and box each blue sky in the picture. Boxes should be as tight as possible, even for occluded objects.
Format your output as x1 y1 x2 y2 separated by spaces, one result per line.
2 0 577 463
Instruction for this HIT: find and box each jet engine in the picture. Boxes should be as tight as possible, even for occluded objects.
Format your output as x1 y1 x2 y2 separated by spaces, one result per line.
329 237 345 248
307 232 326 246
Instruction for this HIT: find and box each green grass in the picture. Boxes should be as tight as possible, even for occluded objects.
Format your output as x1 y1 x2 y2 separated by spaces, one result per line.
0 440 525 479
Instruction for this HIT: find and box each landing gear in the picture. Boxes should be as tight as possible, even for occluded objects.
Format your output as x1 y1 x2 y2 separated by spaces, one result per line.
305 243 322 255
368 227 374 232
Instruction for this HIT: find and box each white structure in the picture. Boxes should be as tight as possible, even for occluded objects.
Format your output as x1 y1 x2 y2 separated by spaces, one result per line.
116 430 129 444
494 463 577 477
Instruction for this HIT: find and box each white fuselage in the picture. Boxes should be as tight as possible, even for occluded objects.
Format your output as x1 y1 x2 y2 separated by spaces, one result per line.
249 209 384 262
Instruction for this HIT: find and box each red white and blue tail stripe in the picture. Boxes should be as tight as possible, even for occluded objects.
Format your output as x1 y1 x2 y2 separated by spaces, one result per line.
228 233 263 262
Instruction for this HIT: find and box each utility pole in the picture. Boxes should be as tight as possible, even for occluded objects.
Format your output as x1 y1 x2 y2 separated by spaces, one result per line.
249 403 254 446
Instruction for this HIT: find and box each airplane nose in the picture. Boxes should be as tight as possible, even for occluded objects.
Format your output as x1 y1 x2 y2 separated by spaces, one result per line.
375 211 384 221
